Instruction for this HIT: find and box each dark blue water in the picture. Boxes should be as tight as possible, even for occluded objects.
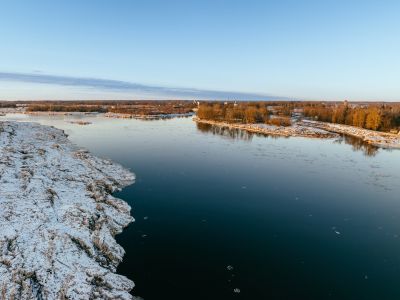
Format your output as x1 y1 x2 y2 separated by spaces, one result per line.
4 115 400 299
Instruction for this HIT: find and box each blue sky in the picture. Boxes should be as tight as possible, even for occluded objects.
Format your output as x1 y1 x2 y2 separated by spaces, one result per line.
0 0 399 100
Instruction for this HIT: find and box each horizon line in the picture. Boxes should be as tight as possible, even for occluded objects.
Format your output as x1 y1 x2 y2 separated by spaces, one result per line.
0 71 289 101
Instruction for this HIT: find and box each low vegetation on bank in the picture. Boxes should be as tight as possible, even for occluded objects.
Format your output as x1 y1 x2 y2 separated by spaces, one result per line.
27 103 107 112
21 100 196 116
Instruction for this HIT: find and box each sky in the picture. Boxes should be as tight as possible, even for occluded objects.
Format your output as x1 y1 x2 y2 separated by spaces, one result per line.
0 0 399 101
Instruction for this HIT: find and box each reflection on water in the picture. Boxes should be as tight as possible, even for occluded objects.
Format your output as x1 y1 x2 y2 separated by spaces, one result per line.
196 123 254 141
196 122 285 142
335 134 380 157
132 113 194 121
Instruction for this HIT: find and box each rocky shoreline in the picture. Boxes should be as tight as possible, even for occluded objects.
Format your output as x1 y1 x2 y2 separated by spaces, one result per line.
0 121 136 299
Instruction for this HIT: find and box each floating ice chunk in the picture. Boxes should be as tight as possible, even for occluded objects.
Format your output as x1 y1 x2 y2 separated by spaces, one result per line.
332 226 341 235
227 265 234 271
233 288 241 293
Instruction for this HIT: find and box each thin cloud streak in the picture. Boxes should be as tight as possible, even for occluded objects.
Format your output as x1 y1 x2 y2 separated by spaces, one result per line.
0 72 286 100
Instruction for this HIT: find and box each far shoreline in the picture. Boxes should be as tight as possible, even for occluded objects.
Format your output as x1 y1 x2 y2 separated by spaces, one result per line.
194 118 400 149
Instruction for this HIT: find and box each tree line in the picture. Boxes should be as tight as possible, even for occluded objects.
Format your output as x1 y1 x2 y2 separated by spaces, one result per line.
24 101 196 115
26 104 107 112
197 102 292 126
197 101 400 132
303 102 400 132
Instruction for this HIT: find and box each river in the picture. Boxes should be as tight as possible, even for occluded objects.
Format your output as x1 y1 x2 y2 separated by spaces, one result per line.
2 114 400 299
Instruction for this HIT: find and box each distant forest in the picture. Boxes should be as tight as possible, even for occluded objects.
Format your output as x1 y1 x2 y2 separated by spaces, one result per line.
197 101 400 132
27 104 107 112
302 102 400 132
197 102 292 126
21 100 196 115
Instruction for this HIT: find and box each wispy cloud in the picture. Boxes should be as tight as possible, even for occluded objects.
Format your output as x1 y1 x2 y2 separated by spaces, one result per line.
0 72 285 100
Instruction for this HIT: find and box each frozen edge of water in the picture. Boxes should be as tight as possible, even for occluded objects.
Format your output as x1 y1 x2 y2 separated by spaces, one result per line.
0 121 136 299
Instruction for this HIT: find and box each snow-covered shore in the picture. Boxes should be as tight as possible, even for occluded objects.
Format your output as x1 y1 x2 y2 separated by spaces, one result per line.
300 120 400 149
194 118 338 138
195 118 400 149
0 121 136 299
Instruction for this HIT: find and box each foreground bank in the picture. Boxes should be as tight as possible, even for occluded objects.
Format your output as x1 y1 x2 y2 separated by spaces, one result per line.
0 122 135 299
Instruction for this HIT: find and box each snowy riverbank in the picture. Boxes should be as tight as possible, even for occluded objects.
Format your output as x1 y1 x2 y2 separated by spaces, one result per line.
300 120 400 149
194 118 338 138
194 118 400 149
0 121 136 299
